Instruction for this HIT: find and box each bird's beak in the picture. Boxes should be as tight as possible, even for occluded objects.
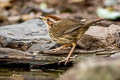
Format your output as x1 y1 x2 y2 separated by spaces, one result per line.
39 16 44 20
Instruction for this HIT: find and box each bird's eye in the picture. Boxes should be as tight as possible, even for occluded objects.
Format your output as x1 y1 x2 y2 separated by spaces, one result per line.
47 18 50 21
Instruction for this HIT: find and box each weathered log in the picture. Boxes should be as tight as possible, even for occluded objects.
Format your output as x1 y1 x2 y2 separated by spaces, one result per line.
0 47 119 65
0 48 62 65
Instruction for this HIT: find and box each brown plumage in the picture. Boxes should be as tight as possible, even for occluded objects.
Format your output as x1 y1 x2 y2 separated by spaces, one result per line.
40 15 104 65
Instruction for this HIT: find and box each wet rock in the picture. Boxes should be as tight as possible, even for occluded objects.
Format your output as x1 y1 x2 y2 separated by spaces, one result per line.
106 24 120 48
77 24 120 50
77 35 106 50
58 57 120 80
77 25 108 50
0 19 55 51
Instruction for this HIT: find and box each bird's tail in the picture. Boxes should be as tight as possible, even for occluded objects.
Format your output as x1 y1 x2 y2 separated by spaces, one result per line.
83 18 104 30
77 18 105 39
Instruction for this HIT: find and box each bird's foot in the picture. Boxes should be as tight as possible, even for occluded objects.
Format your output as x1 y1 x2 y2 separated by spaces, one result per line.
51 46 70 52
51 47 63 52
58 55 78 65
58 58 69 65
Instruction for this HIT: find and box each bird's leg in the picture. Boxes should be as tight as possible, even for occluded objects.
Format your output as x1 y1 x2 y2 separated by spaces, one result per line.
64 42 76 65
51 44 68 52
58 42 76 65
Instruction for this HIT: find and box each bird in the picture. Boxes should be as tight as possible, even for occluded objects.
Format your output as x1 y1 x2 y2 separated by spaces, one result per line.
40 15 104 65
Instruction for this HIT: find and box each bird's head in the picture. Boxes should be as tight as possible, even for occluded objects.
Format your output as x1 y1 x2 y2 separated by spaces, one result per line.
40 15 61 29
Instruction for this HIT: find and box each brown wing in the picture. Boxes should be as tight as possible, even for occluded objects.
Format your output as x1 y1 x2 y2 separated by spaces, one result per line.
51 20 83 36
63 24 83 34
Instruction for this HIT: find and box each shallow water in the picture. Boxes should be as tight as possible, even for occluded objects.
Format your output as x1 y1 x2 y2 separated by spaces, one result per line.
0 69 64 80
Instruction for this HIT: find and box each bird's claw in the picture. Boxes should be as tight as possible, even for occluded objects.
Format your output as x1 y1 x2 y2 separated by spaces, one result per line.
58 58 69 65
58 55 78 65
51 48 60 52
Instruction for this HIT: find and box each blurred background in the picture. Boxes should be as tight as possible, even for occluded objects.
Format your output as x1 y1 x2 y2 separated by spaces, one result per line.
1 0 120 26
0 0 105 26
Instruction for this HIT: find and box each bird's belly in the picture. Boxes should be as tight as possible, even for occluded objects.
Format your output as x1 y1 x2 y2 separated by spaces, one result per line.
49 33 74 44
